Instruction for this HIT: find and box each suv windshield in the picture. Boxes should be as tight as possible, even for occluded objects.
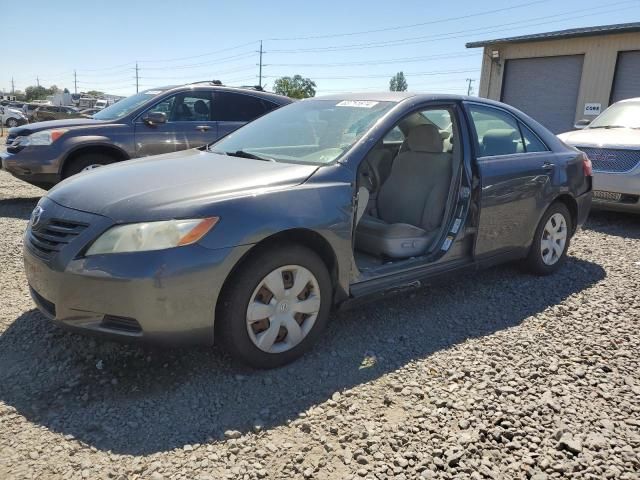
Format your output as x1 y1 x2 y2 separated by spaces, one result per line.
211 99 395 165
589 101 640 129
93 90 163 120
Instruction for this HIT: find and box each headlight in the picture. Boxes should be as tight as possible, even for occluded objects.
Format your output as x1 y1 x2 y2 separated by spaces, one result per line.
16 129 68 146
86 217 219 255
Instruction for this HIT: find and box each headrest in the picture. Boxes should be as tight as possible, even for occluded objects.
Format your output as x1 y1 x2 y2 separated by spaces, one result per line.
194 100 209 115
482 129 517 156
407 124 443 153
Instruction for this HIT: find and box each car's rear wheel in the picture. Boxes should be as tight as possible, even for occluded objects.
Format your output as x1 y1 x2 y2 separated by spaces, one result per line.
524 202 572 275
217 244 332 368
6 118 18 128
63 153 116 179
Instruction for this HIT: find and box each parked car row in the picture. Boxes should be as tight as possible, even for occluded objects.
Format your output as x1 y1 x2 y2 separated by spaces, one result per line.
1 83 595 368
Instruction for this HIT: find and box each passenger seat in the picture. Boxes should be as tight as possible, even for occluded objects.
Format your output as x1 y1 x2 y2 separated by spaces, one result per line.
356 124 452 258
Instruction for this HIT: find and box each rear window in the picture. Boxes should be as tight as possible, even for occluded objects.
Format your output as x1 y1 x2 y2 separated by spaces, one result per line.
212 92 275 122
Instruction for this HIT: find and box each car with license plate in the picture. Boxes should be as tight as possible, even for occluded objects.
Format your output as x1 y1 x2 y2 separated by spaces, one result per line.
23 93 592 368
558 97 640 213
1 83 293 189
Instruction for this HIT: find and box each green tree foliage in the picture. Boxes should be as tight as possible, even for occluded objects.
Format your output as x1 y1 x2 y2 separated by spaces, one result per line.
389 72 408 92
273 75 316 99
86 90 105 97
24 85 62 101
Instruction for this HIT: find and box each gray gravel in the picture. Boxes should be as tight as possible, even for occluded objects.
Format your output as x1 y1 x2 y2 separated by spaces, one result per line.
0 169 639 479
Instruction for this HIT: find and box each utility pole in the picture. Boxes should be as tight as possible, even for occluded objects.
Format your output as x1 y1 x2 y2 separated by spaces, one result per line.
466 78 475 96
36 76 40 88
135 62 139 93
74 70 78 94
11 77 15 95
258 41 263 87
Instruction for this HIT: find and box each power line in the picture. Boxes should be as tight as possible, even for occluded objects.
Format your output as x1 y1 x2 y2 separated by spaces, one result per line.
268 1 636 53
266 0 551 41
263 68 478 80
268 52 479 68
137 40 258 64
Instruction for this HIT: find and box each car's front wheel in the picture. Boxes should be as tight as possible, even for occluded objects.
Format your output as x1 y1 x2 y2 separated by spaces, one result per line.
63 153 116 179
524 202 572 275
6 118 18 128
217 244 332 368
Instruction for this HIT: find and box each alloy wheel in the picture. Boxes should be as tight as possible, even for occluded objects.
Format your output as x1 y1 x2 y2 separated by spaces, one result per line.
7 119 18 128
541 212 567 265
246 265 321 354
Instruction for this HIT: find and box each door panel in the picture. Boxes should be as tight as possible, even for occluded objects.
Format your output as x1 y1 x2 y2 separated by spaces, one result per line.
466 103 556 256
134 91 218 157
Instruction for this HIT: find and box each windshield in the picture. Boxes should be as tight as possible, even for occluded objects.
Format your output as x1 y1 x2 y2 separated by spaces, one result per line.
211 99 395 165
589 101 640 129
93 90 162 120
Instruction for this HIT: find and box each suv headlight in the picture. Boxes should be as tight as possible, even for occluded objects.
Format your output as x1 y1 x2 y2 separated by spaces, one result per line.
86 217 219 255
16 129 68 146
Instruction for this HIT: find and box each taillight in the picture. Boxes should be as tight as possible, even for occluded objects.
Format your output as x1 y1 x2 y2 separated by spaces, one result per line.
581 152 593 177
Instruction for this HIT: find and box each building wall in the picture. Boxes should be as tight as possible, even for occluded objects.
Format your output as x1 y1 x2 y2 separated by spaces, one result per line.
478 31 640 123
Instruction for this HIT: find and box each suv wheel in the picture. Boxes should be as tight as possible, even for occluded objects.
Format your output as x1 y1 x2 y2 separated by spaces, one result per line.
6 118 18 128
63 153 116 179
217 244 332 368
524 202 572 275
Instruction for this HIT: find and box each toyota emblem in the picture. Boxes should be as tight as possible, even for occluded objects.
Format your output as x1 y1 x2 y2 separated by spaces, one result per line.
31 206 44 227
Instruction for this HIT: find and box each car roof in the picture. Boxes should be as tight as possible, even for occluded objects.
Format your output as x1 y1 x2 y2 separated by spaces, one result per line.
616 97 640 104
150 84 293 105
311 91 504 106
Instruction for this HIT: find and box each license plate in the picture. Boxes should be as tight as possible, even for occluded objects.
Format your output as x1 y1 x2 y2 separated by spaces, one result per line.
593 190 622 202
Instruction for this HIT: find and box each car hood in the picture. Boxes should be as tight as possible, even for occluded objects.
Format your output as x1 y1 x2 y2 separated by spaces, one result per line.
47 149 319 221
10 118 112 135
558 128 640 149
5 108 24 116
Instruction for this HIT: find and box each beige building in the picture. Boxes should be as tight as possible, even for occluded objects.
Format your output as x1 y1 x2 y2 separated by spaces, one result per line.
467 22 640 133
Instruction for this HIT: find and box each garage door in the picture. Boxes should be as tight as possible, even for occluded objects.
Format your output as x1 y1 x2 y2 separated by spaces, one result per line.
501 55 584 134
611 50 640 103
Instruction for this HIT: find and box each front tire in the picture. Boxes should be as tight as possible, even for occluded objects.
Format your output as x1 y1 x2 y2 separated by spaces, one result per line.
6 118 18 128
524 202 572 275
217 244 332 368
63 153 115 179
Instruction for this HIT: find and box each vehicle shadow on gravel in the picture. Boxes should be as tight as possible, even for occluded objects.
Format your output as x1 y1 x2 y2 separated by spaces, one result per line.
584 210 640 240
0 257 605 455
0 196 40 220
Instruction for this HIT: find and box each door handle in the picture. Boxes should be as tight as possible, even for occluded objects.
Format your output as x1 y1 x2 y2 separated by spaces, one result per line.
196 125 211 132
542 161 555 170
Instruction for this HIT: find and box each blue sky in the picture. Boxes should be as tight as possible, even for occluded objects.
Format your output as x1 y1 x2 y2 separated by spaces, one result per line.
3 0 639 97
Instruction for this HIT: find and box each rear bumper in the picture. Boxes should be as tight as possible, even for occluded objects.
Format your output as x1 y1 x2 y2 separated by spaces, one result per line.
575 189 592 229
24 240 252 345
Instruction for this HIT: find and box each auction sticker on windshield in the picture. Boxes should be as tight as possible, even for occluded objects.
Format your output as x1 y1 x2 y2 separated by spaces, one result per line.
336 100 379 108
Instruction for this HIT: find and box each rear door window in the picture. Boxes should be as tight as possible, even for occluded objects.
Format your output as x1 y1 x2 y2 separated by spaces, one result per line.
212 92 273 122
468 105 524 157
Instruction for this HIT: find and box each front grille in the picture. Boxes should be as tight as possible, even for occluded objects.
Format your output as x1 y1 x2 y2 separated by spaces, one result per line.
27 218 88 260
578 147 640 173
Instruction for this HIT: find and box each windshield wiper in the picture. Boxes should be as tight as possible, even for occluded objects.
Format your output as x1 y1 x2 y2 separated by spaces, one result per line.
225 150 275 162
588 125 627 129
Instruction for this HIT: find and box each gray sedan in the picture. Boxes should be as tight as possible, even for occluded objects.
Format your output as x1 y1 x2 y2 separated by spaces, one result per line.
24 93 592 368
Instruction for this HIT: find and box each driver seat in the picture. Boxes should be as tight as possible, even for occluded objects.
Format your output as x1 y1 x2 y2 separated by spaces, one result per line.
356 124 452 258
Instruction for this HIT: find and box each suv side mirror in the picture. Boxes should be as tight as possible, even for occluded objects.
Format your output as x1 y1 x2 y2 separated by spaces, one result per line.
143 111 167 126
574 118 592 130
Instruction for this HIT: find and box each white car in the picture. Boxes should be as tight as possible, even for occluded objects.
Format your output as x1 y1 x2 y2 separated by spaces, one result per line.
0 105 28 128
558 98 640 213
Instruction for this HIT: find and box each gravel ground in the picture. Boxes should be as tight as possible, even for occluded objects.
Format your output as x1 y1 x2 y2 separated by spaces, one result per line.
0 169 638 479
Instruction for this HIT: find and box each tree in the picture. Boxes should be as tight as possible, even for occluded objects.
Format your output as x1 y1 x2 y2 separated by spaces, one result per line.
24 85 49 101
389 72 408 92
63 88 70 94
86 90 105 97
273 75 316 99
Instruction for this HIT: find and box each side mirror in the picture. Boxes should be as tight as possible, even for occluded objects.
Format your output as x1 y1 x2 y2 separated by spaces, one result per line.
574 119 591 130
143 111 167 126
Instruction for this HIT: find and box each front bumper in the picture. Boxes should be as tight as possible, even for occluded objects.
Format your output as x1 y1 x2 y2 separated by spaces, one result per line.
590 169 640 213
23 203 252 345
1 147 62 187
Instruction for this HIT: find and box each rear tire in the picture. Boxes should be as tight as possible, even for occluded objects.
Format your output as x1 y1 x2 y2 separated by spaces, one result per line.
217 244 332 369
524 202 572 276
63 153 116 179
6 118 18 128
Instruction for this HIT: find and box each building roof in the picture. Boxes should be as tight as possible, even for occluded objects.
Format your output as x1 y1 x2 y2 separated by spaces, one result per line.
466 22 640 48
